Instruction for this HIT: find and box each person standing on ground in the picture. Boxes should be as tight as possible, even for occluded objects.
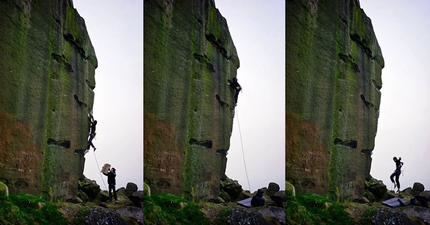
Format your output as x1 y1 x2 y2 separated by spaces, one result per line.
390 157 404 193
103 167 118 203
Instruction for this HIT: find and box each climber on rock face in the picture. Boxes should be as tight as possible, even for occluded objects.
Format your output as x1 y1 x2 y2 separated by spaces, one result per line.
228 77 242 106
390 156 403 193
87 111 97 152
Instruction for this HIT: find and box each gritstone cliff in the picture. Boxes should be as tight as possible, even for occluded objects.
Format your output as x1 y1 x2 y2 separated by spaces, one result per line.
0 0 97 200
144 0 240 200
286 0 384 200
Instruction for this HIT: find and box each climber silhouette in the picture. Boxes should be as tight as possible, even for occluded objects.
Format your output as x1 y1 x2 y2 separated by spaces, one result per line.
228 77 242 105
390 156 403 193
103 167 118 203
87 111 97 151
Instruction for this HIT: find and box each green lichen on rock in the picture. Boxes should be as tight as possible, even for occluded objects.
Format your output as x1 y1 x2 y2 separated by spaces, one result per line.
144 0 239 200
287 0 384 200
0 0 97 200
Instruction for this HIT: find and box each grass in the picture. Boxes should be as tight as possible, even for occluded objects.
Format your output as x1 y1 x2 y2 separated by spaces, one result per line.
287 192 354 225
144 193 210 225
0 193 66 225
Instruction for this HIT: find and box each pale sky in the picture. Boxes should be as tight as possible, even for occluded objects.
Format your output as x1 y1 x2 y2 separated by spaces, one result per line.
360 0 430 190
215 0 285 192
73 1 143 190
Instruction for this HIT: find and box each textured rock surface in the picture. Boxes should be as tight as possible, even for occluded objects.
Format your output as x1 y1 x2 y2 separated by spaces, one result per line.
144 0 239 200
0 0 97 200
286 0 384 200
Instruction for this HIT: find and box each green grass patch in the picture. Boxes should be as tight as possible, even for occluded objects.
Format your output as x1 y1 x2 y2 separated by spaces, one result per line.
144 193 210 225
0 193 66 225
287 192 354 225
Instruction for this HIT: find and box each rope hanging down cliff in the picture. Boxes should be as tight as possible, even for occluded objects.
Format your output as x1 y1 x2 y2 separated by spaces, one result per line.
93 150 108 190
236 107 251 191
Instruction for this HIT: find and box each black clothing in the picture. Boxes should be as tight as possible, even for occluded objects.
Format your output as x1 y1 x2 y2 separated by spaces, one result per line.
251 189 265 207
104 171 116 185
390 159 403 189
87 114 97 150
229 78 242 104
103 171 118 201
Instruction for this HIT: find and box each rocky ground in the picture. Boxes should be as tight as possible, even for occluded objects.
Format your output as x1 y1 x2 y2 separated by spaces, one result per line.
61 177 143 225
144 177 286 224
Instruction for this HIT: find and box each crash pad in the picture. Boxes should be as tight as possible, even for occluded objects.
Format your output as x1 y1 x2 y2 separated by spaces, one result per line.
382 197 408 208
237 197 252 208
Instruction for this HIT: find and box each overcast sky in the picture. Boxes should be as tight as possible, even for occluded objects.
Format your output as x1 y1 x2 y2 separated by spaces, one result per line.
73 0 143 191
215 0 285 192
359 0 430 190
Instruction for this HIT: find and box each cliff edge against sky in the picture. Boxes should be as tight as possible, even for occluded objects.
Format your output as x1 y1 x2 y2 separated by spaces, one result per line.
144 0 240 200
0 0 97 200
287 0 384 200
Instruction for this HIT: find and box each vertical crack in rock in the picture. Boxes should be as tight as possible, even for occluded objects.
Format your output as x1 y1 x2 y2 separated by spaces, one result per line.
372 80 382 90
189 138 213 149
193 53 216 73
360 94 374 108
47 138 71 149
85 79 95 90
64 33 87 59
350 33 373 59
334 138 358 149
73 94 88 108
215 94 229 108
205 34 228 58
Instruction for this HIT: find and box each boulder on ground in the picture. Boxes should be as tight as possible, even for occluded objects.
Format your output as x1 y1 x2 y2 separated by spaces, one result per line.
227 207 272 225
125 182 138 197
286 181 295 196
366 178 387 200
144 182 150 196
266 182 280 196
412 182 425 197
0 181 8 196
221 177 242 201
79 178 101 201
85 206 130 225
372 207 417 225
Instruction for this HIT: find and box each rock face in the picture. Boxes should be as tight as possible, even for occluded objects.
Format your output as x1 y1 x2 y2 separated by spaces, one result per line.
286 0 384 200
0 0 97 200
144 0 239 200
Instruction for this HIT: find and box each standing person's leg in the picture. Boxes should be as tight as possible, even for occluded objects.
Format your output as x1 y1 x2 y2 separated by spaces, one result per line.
395 171 401 190
390 172 396 187
113 185 118 202
108 184 113 202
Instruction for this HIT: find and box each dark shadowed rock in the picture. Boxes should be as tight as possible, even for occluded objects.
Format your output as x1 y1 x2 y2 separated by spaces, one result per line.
394 206 430 224
412 182 425 197
125 182 138 197
85 207 131 225
222 178 243 201
366 178 387 200
227 207 271 225
372 207 418 225
79 178 101 201
115 206 143 224
419 190 430 201
250 206 285 224
266 182 280 196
